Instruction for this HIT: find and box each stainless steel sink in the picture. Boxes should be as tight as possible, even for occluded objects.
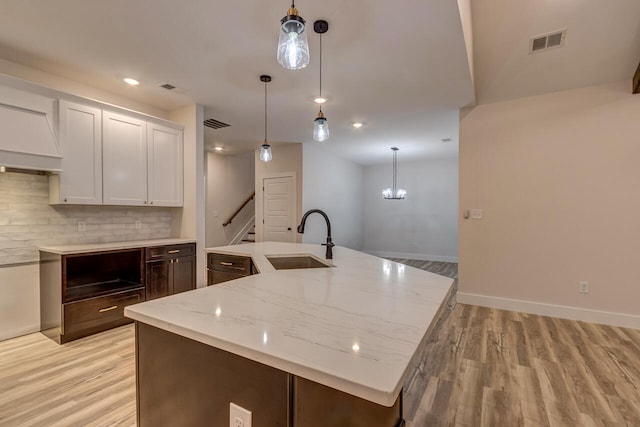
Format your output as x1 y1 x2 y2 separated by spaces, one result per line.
266 255 331 270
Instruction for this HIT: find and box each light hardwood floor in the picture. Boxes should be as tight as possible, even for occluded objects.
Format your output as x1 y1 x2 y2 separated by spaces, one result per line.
1 260 639 426
0 325 136 426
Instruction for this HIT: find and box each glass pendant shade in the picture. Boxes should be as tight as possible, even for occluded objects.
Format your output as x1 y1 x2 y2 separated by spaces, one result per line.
260 143 272 162
313 112 329 142
382 188 407 199
277 11 309 70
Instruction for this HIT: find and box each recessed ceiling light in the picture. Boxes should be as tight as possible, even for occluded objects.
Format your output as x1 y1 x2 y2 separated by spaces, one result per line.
314 97 327 104
352 122 363 128
123 77 140 86
214 146 223 152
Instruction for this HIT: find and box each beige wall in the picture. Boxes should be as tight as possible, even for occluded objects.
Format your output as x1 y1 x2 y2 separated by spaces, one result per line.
170 104 206 287
459 80 640 325
206 151 255 247
254 144 303 243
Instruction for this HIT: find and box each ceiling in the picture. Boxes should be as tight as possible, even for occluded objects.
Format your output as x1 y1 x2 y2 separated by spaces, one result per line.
0 0 638 165
472 0 640 105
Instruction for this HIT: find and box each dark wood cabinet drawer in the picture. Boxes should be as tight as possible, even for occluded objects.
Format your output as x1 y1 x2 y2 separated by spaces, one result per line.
62 288 144 341
146 243 195 261
208 269 247 285
208 253 252 274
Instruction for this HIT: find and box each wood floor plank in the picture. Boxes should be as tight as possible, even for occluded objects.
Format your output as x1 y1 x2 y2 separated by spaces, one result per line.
1 260 639 427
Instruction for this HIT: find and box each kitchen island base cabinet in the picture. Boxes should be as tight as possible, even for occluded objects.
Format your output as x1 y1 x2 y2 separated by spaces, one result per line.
135 323 404 427
136 322 289 427
207 252 255 285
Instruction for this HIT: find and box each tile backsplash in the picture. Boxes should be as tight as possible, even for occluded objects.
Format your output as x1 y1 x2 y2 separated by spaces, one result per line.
0 171 175 265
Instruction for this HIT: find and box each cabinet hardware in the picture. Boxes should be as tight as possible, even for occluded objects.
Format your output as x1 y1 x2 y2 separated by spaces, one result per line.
220 261 234 266
167 250 180 254
99 305 118 313
176 259 179 264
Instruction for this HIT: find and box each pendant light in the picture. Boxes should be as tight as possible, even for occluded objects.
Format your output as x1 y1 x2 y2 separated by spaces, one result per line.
277 1 310 70
259 75 273 163
382 147 407 199
313 20 329 142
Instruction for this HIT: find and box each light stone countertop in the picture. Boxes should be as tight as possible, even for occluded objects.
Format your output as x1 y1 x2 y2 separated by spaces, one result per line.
125 242 453 407
38 238 196 255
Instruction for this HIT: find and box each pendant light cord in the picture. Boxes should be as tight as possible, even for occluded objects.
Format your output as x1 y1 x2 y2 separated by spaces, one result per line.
393 149 397 191
319 32 323 112
264 80 268 142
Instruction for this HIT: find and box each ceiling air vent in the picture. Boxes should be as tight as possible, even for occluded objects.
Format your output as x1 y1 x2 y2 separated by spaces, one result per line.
160 83 176 90
529 29 566 54
204 118 231 129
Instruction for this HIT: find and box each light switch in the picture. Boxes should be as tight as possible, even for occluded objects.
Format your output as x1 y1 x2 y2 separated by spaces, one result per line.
471 209 483 220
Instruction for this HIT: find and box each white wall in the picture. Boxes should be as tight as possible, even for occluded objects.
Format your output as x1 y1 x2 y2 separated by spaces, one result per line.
302 144 364 251
206 151 255 247
362 157 459 262
458 80 640 328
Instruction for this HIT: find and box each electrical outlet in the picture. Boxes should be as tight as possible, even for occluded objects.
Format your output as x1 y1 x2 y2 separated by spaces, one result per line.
579 281 589 294
135 220 142 229
471 209 483 219
230 403 251 427
77 221 86 232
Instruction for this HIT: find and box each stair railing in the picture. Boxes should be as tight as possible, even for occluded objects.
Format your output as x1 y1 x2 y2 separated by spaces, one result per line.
223 192 256 226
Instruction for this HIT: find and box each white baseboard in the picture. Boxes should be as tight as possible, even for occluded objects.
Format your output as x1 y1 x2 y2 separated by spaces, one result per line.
364 250 458 263
457 292 640 330
0 324 40 342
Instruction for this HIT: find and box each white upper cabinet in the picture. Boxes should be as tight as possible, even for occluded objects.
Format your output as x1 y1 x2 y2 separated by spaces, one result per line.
147 123 183 207
102 111 148 206
50 100 102 205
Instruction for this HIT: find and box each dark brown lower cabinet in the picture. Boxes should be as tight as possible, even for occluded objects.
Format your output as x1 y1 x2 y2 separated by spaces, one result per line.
40 248 145 344
207 252 254 285
145 243 196 300
39 242 197 344
136 323 404 427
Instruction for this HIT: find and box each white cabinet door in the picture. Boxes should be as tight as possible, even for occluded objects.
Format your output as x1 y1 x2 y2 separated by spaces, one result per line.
51 100 102 204
102 111 148 206
147 123 183 207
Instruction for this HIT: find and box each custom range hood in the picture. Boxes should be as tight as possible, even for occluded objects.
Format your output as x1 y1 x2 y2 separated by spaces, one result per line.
0 80 62 172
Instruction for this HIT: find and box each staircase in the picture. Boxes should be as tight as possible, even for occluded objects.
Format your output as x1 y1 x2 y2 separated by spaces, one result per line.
240 225 256 244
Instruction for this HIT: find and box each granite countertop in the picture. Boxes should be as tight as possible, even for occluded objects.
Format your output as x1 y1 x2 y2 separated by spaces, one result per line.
38 238 196 255
125 242 453 407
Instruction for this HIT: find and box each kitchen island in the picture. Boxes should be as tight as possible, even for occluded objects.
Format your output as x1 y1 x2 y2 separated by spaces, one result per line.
125 242 453 427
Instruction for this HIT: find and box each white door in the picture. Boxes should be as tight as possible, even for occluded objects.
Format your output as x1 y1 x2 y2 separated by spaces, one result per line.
263 176 295 242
